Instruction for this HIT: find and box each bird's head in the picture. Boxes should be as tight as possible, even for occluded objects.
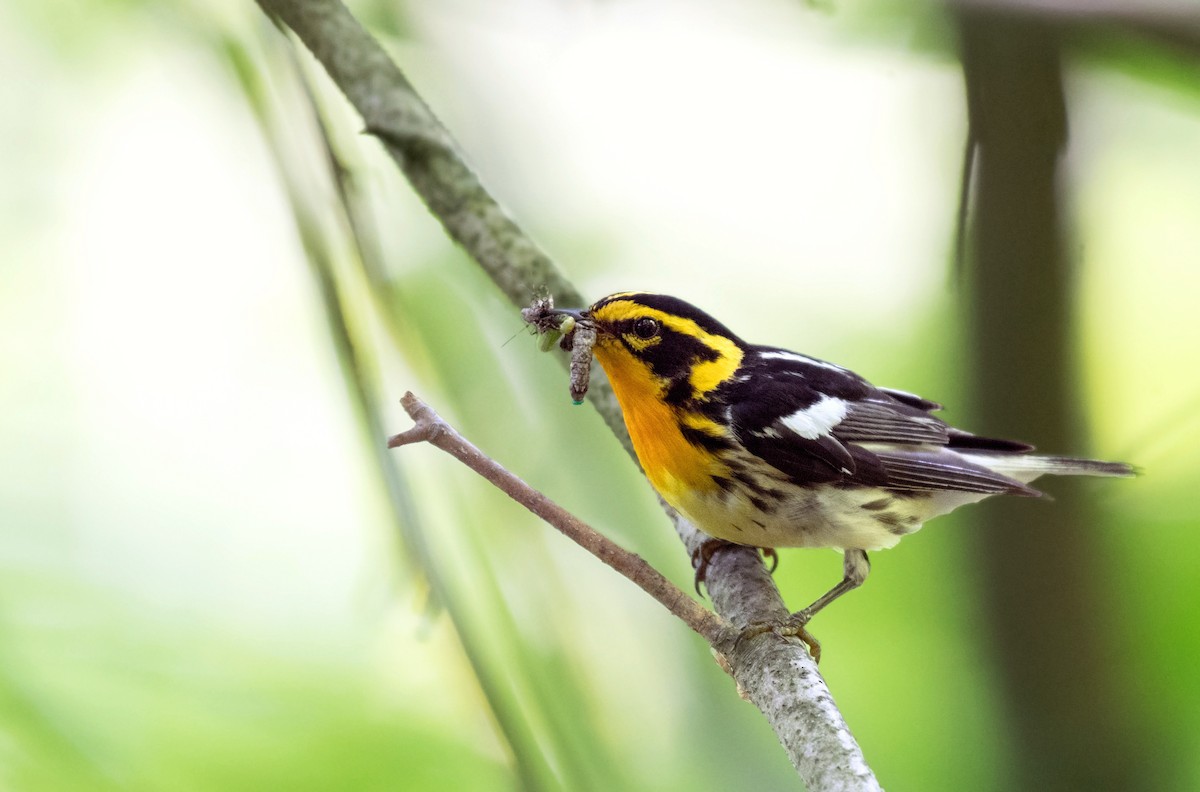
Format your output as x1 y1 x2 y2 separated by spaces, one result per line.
556 292 747 404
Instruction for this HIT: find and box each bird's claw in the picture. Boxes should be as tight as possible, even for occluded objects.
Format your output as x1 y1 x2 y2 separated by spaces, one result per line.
693 542 781 596
691 539 734 596
735 610 822 664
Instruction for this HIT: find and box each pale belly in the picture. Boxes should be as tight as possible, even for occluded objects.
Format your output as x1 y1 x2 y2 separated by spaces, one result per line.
667 469 993 552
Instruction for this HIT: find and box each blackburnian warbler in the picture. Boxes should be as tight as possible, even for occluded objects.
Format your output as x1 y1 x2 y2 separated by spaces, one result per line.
537 292 1132 657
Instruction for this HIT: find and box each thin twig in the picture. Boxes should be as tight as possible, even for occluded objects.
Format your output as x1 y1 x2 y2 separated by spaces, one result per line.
952 127 977 283
388 392 730 645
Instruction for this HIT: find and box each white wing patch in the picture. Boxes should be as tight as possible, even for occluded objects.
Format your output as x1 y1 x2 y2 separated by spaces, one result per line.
757 350 848 374
780 395 849 439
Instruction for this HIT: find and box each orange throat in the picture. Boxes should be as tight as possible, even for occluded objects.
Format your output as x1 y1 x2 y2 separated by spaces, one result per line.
591 341 721 503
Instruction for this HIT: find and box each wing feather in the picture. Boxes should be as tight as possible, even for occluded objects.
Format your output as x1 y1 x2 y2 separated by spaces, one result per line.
870 450 1040 496
831 399 949 445
723 347 1040 495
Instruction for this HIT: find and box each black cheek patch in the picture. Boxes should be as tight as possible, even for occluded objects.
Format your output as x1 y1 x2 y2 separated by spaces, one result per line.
640 332 720 383
679 423 734 453
664 377 692 406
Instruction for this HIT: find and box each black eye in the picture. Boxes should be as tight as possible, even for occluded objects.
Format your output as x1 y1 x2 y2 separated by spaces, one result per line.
633 318 660 339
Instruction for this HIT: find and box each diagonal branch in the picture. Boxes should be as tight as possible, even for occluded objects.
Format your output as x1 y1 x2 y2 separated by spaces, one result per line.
388 392 730 645
254 0 580 311
254 0 880 787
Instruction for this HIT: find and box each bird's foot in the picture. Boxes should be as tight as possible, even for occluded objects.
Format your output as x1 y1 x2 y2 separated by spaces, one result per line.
692 542 779 595
736 609 821 664
690 539 736 596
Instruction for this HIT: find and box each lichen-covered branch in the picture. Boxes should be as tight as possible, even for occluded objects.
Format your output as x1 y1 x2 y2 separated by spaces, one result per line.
254 0 880 787
254 0 581 311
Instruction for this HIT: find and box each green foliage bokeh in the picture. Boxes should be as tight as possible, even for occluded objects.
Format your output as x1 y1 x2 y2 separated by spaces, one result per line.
2 1 1199 790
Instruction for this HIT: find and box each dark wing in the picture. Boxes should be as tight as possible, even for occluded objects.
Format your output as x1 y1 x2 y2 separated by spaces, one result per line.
722 349 868 483
830 395 950 446
725 348 1038 496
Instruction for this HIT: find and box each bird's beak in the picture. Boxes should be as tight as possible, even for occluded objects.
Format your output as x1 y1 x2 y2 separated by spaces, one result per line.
547 308 586 321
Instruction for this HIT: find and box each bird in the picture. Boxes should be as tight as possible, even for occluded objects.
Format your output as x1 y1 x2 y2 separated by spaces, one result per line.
541 291 1133 658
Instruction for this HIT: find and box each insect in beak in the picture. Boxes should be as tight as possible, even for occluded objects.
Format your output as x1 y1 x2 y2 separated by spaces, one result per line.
547 308 585 321
521 298 597 404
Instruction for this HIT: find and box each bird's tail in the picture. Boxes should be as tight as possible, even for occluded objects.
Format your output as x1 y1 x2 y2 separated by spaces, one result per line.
963 452 1136 485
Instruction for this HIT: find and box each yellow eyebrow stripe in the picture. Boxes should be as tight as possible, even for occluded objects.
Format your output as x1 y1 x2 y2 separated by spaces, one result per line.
590 300 743 399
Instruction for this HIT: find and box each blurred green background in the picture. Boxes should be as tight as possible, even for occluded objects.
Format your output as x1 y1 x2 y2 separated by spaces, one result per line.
3 0 1199 789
